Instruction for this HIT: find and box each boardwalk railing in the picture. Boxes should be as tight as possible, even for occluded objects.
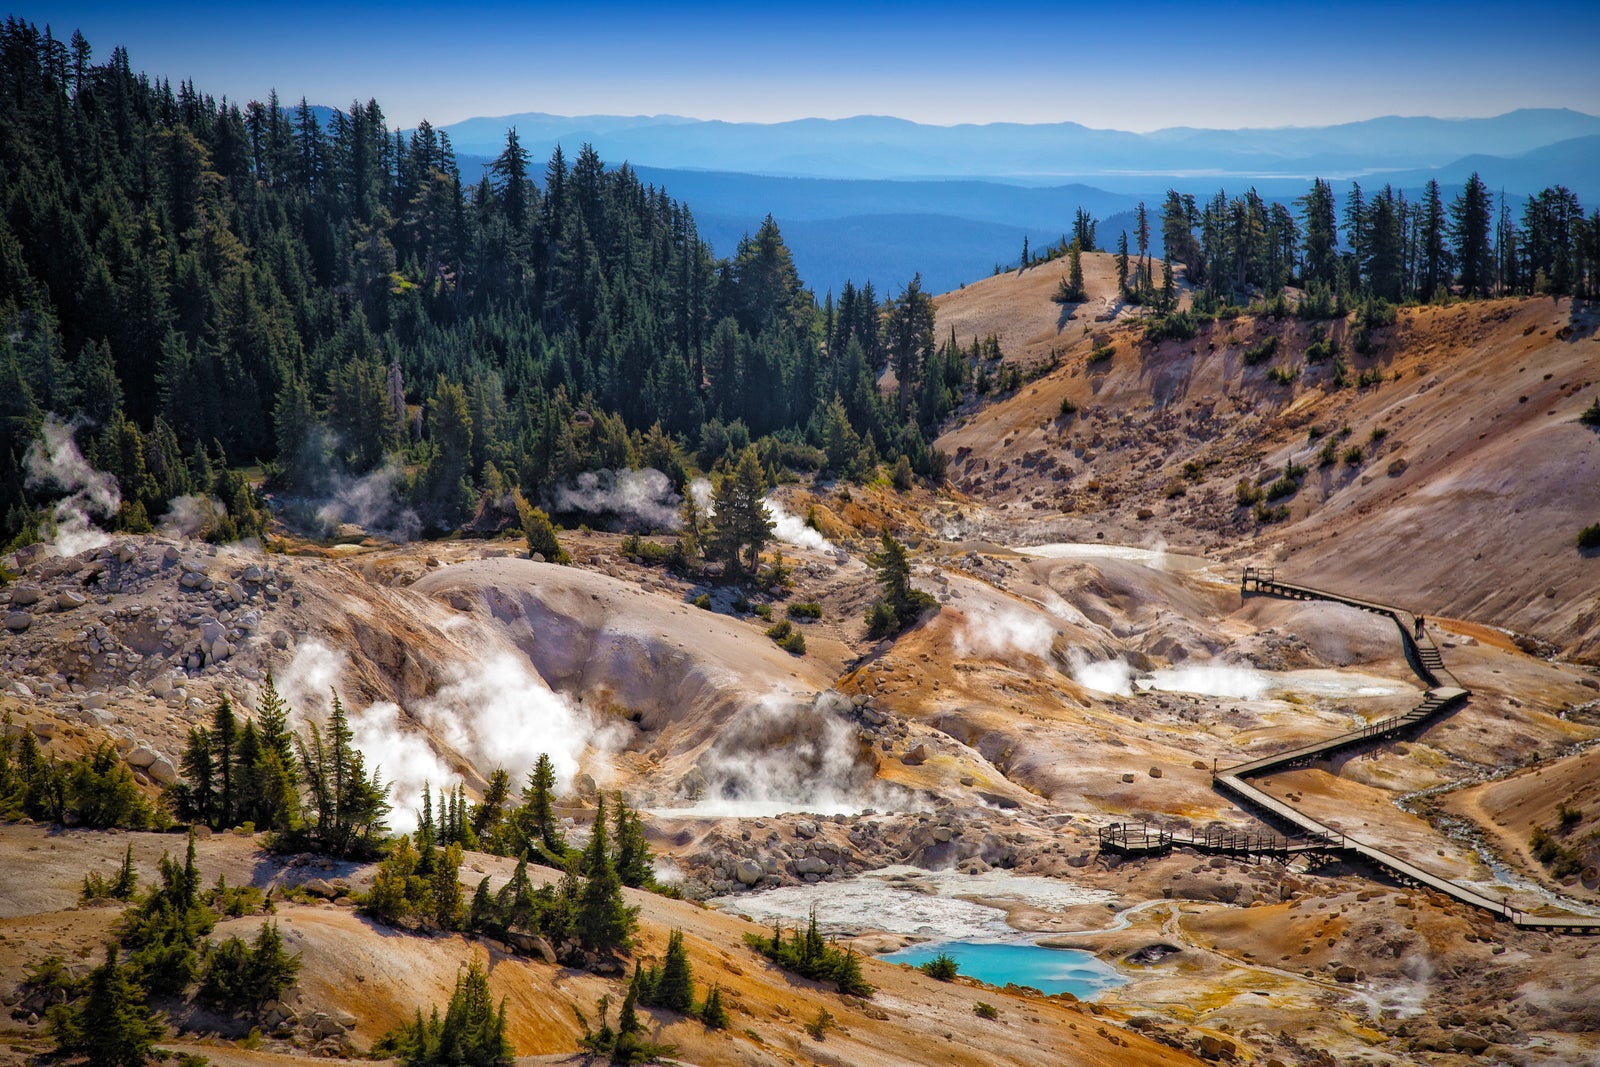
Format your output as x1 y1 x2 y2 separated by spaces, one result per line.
1095 570 1599 934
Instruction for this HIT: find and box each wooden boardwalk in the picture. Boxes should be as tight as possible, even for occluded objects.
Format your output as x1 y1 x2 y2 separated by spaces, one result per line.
1099 567 1600 934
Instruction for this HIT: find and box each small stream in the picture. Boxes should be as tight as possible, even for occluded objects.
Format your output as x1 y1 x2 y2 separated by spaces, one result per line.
1393 734 1600 918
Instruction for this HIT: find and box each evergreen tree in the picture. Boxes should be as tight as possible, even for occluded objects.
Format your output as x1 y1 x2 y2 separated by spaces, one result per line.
613 795 652 889
708 445 773 580
576 795 634 954
518 753 567 860
1419 178 1448 299
654 929 694 1014
52 943 162 1067
1452 172 1494 297
699 984 729 1029
864 529 938 638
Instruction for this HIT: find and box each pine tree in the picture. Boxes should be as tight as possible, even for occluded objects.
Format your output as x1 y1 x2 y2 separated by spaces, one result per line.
576 795 633 954
1452 172 1494 297
655 929 694 1014
1115 231 1130 297
613 795 652 889
708 446 773 580
864 529 938 638
1419 178 1448 300
699 984 729 1029
519 753 566 860
53 943 161 1067
211 695 238 827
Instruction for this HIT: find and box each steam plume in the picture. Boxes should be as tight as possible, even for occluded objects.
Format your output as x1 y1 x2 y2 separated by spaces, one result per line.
22 415 121 556
552 468 681 531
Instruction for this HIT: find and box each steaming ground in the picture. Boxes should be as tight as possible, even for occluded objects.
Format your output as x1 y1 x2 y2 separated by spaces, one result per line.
8 288 1600 1067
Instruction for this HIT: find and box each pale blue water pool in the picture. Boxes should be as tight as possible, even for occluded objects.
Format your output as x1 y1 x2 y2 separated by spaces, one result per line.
879 941 1126 998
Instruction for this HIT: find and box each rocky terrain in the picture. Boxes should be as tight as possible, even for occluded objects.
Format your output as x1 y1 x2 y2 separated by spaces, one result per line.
3 266 1600 1067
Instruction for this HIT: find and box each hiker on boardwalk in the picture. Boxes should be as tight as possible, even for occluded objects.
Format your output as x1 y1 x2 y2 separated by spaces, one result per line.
1414 614 1425 639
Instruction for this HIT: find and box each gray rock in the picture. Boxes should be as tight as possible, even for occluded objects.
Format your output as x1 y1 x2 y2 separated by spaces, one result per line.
795 856 831 875
241 564 264 583
162 546 180 564
902 743 931 766
10 585 42 606
57 590 87 610
795 821 818 839
179 571 206 590
734 859 763 886
125 745 159 769
148 756 178 786
300 878 340 900
5 611 31 632
505 931 557 963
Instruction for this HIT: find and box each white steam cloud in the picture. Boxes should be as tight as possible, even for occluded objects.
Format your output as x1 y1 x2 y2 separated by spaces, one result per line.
313 458 420 542
273 638 600 831
23 415 121 556
159 494 227 539
954 603 1057 660
686 476 835 554
1069 651 1275 701
553 468 680 531
1070 652 1135 696
1141 664 1272 700
685 690 901 816
764 496 834 553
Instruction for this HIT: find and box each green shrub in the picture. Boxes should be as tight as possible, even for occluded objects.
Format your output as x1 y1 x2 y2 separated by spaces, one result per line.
1318 440 1338 467
786 601 823 620
806 1007 835 1040
1144 310 1205 342
692 593 712 610
1266 365 1298 385
1242 336 1278 366
745 911 873 997
974 1001 999 1020
919 952 959 981
1234 479 1264 507
1087 344 1115 365
1581 398 1600 427
1579 524 1600 551
753 603 772 620
1254 502 1290 524
1058 396 1078 417
1343 445 1363 466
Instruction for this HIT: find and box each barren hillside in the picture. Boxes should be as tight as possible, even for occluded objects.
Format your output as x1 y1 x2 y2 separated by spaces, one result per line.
934 268 1600 660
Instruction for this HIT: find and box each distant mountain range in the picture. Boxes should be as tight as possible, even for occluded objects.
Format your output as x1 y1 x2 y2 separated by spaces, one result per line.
440 108 1600 181
441 109 1600 295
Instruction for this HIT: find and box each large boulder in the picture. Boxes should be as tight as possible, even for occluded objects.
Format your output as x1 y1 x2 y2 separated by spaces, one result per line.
734 859 763 886
505 931 557 963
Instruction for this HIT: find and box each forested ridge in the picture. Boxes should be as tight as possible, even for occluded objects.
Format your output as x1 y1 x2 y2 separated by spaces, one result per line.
0 19 959 549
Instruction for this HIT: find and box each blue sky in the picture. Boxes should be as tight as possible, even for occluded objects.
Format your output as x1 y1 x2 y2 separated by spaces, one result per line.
23 1 1600 130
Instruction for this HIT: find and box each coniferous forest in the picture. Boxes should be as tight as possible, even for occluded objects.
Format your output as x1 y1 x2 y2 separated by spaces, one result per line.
0 20 958 550
4 19 1597 554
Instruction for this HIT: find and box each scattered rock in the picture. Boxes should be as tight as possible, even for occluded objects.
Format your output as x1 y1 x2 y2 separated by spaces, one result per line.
902 743 931 766
5 611 31 633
